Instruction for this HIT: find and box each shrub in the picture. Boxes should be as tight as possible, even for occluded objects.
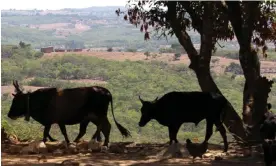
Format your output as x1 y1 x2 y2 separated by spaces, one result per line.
174 53 181 61
126 48 137 52
144 51 150 59
107 47 113 52
225 62 243 75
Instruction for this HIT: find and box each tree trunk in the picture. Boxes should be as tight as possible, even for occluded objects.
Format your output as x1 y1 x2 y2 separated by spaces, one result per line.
239 49 273 144
167 2 247 142
226 1 274 144
225 1 275 144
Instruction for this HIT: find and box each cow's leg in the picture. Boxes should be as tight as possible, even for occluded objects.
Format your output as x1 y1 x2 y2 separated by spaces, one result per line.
215 121 228 152
46 125 57 142
90 120 103 142
204 120 214 143
48 134 58 142
43 125 51 142
73 120 89 143
58 124 70 144
100 117 111 147
92 129 102 142
168 125 181 145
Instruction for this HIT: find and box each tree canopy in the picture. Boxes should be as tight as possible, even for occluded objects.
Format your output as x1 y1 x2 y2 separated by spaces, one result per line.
117 1 275 55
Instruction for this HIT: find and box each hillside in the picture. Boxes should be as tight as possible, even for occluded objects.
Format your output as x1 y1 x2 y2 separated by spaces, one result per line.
1 7 244 52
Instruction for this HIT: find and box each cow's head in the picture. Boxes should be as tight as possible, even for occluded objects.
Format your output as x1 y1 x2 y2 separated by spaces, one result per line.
138 96 158 127
8 80 29 120
260 119 276 140
260 103 276 139
260 103 273 123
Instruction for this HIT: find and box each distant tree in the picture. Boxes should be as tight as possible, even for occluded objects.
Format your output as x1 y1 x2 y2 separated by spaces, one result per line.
65 40 84 49
173 53 181 61
19 41 30 48
225 62 243 75
152 53 158 59
127 48 137 52
144 51 150 59
107 47 113 52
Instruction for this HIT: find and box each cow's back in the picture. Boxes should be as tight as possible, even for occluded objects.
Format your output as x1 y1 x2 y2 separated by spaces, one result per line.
46 86 111 124
154 91 224 124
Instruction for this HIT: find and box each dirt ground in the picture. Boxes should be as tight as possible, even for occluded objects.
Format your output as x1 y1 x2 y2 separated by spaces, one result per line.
1 140 271 166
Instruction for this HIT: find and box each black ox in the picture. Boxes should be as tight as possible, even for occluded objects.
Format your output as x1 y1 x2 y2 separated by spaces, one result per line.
260 103 276 140
7 80 131 146
138 91 229 152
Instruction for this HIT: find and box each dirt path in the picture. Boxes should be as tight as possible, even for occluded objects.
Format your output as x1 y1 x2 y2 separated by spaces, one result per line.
1 141 268 166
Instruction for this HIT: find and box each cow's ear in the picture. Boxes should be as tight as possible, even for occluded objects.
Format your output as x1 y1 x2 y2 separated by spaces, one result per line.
139 96 144 104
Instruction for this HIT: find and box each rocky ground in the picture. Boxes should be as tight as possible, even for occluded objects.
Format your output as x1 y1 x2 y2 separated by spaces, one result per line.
1 129 271 166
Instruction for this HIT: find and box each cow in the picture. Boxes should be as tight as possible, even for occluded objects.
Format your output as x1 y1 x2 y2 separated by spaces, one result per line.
260 103 276 140
262 139 276 166
138 91 229 152
7 80 131 147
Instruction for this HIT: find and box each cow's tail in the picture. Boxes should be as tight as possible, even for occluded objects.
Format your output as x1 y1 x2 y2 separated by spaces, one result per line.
110 96 131 138
216 95 228 132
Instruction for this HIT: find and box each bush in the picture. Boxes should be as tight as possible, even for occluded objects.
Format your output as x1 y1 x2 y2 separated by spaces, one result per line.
159 48 175 53
225 62 243 75
33 51 44 58
144 51 150 59
107 47 113 52
126 48 137 52
174 53 181 61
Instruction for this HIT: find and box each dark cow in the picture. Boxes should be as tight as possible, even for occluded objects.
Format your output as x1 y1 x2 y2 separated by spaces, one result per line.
260 103 276 140
262 139 276 166
138 91 229 152
7 80 131 146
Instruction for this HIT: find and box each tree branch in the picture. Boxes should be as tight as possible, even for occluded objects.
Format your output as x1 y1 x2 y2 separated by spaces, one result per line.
225 1 243 46
166 1 199 70
179 1 203 34
199 2 215 69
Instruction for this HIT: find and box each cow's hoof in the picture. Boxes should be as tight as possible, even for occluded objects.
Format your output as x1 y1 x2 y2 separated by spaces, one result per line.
50 139 57 142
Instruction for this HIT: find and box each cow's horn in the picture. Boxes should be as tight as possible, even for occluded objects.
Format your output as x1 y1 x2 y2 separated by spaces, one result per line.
139 96 144 103
13 80 21 93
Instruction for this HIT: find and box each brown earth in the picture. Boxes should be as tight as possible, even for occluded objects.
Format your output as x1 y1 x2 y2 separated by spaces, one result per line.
1 140 268 166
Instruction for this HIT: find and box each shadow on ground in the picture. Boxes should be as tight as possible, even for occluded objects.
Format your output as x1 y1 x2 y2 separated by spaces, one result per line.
1 141 271 166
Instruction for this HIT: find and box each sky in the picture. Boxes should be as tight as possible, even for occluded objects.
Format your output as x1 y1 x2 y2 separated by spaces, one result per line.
0 0 128 10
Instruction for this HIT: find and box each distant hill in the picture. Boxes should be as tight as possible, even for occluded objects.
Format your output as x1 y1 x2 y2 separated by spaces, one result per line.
1 6 273 52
